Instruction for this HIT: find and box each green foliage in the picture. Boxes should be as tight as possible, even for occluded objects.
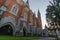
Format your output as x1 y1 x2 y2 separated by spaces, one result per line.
46 0 60 25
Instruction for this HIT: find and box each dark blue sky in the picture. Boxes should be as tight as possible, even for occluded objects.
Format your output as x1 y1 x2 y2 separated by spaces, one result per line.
23 0 52 29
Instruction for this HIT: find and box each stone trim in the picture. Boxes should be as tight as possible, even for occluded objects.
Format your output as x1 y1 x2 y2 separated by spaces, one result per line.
10 5 19 16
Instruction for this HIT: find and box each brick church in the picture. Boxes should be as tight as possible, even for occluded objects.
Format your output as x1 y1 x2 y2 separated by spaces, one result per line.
0 0 42 36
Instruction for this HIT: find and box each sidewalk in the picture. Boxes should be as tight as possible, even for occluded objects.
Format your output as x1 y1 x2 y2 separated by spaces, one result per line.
36 37 56 40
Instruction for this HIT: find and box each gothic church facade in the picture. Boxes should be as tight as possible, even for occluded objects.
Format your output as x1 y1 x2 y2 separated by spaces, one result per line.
0 0 42 36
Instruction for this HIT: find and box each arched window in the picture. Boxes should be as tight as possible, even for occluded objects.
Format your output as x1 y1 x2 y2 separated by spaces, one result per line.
0 5 7 11
0 5 7 16
11 5 18 15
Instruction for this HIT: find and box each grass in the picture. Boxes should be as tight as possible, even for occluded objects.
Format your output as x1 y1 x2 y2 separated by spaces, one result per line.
57 38 60 40
0 36 40 40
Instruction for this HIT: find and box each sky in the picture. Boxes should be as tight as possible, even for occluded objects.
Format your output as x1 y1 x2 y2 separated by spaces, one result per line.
23 0 52 29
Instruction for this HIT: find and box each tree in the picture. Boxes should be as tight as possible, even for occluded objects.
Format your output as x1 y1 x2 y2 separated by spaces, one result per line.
46 0 60 40
46 0 60 26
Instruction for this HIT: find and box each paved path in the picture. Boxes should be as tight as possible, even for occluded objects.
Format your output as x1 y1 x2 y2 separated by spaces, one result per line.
37 37 56 40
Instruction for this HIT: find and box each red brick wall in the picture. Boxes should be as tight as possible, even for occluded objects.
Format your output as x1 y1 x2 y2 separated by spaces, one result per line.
0 0 6 7
3 0 23 23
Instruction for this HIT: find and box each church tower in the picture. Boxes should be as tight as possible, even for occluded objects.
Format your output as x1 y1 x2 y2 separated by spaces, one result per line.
37 9 42 28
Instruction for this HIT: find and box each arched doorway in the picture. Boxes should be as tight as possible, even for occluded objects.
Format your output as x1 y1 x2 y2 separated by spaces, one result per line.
23 28 26 36
0 25 13 36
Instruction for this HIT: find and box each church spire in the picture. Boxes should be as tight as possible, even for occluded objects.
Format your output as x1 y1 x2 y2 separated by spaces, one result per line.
26 0 29 4
26 0 29 6
37 9 41 19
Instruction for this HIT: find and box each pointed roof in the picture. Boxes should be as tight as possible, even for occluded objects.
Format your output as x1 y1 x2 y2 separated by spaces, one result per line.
37 9 41 18
26 0 29 5
38 9 41 15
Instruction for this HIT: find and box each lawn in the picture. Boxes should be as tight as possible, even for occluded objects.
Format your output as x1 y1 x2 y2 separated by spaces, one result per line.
0 36 40 40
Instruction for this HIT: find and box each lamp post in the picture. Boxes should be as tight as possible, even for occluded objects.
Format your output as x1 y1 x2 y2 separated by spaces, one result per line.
55 22 59 40
55 28 58 40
